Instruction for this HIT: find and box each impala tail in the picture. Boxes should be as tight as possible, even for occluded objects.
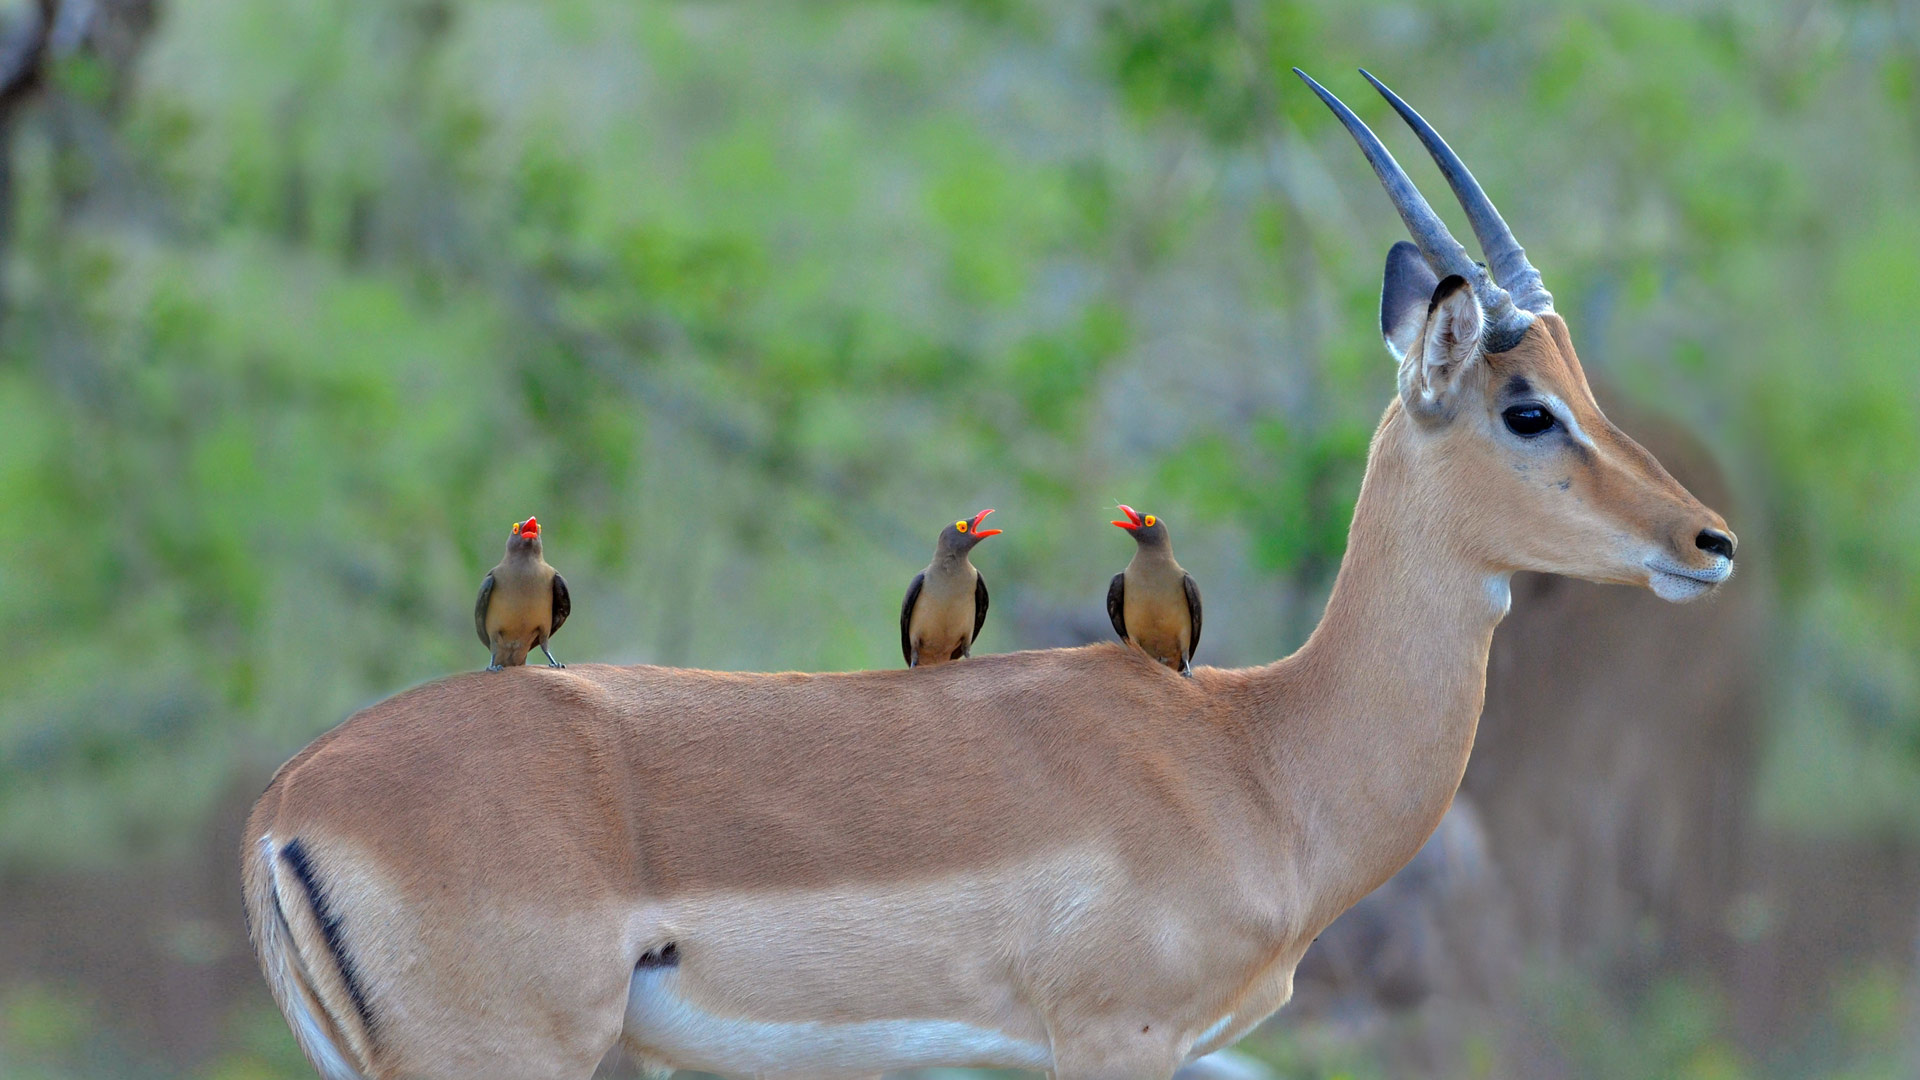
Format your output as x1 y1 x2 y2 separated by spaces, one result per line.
244 835 375 1080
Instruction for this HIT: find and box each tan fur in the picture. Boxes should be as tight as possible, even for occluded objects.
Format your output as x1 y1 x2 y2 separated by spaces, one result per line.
243 317 1733 1080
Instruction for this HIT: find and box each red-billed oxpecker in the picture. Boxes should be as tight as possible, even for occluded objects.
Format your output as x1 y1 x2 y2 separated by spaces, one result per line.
900 509 1000 667
475 516 571 671
1107 504 1202 676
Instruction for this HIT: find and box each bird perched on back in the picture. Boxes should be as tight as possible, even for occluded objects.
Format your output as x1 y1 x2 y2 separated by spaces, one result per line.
900 509 1001 668
475 516 571 671
1108 504 1202 676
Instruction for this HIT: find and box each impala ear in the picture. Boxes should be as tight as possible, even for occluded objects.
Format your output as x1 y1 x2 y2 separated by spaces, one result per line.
1380 241 1438 363
1398 274 1483 421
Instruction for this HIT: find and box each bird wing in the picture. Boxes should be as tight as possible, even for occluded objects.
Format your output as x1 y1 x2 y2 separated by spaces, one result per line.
972 571 990 645
1183 572 1203 659
1107 572 1128 642
474 572 496 648
550 571 571 635
899 572 925 667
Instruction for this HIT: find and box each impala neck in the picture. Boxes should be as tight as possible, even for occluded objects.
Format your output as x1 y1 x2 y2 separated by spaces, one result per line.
1257 405 1510 928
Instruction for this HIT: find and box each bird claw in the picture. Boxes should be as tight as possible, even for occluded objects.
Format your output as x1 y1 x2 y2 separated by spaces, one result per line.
485 662 504 672
541 644 564 668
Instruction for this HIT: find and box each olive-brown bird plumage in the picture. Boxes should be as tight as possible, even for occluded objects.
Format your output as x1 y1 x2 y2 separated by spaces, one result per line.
900 509 1000 667
1107 504 1202 676
475 516 570 671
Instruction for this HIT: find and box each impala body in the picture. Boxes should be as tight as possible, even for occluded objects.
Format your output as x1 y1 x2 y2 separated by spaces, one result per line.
244 71 1737 1080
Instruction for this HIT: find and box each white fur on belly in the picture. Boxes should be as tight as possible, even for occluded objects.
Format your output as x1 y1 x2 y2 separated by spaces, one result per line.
616 848 1134 1075
624 965 1052 1075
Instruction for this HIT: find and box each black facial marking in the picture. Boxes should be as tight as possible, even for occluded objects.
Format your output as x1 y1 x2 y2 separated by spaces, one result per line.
637 942 680 969
1505 375 1532 397
1555 478 1571 491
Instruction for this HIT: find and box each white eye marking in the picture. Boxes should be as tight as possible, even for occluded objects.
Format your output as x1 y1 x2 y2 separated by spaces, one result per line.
1537 393 1595 449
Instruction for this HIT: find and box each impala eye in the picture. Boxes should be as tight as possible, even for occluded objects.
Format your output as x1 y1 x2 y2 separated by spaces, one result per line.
1503 404 1555 438
955 520 968 532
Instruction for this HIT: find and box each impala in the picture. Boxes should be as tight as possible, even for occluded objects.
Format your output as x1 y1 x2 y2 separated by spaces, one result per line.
243 70 1736 1080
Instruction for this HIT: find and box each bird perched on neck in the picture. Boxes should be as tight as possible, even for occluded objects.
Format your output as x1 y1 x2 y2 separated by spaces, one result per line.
900 509 1001 668
475 516 571 671
1108 504 1202 676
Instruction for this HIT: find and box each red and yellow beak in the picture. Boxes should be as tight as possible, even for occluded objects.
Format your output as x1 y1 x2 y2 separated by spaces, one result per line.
968 508 1001 539
1112 504 1144 530
514 516 540 539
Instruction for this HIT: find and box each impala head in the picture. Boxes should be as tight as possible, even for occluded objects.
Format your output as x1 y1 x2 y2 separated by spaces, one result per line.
1300 69 1735 601
506 516 543 555
937 509 1001 556
1111 504 1170 549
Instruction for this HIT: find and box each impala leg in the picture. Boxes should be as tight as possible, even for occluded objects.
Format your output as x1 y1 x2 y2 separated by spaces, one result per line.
1172 1050 1273 1080
1051 1062 1181 1080
750 1074 884 1080
363 919 633 1080
1049 1029 1185 1080
385 997 625 1080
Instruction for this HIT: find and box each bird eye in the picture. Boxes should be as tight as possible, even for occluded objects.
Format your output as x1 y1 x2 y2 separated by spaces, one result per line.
955 520 968 532
1502 404 1555 438
1143 515 1156 527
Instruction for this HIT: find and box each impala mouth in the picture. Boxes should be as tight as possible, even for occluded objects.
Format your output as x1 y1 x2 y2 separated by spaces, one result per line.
1645 556 1732 603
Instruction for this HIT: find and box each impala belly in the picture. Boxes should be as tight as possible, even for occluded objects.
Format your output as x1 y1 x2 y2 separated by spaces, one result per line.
616 843 1303 1075
618 847 1141 1074
624 966 1051 1074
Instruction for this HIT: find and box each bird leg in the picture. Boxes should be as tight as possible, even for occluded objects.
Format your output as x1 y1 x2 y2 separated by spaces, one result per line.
541 643 565 668
485 662 504 673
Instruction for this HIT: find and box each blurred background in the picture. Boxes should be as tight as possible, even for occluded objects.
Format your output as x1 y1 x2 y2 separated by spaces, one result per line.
0 0 1915 1077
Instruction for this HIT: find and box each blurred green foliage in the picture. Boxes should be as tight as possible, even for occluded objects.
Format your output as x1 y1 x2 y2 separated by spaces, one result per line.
2 0 1918 1076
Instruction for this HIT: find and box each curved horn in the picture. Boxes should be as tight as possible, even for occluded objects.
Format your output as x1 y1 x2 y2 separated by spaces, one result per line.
1293 69 1527 338
1360 69 1553 315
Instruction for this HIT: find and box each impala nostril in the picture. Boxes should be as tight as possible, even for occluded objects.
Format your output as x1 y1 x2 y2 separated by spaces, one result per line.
1695 528 1735 560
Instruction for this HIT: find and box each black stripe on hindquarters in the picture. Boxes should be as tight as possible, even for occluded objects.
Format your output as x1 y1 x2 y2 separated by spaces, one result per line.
280 838 378 1042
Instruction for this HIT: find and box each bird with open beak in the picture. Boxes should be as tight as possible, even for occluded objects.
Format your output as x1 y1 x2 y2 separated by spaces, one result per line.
475 516 571 671
1108 504 1202 676
900 509 1001 668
